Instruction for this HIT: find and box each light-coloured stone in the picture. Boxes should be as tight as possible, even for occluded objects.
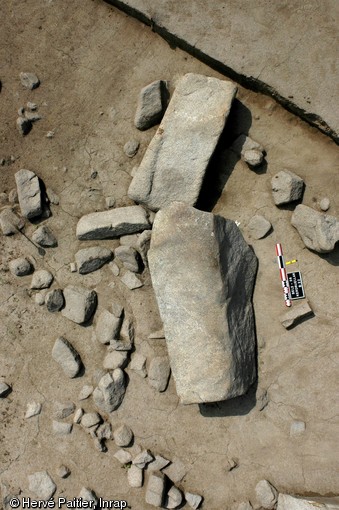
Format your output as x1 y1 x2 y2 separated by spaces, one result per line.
52 337 82 378
133 450 154 469
290 420 306 437
114 246 141 273
27 101 38 111
20 72 40 89
148 202 257 404
136 229 152 267
46 188 59 205
243 149 264 167
95 310 122 344
113 424 133 447
78 488 98 504
120 270 143 290
56 465 70 479
148 454 171 472
127 465 143 487
130 352 147 378
81 412 101 429
73 408 84 424
70 262 77 273
103 350 128 370
28 471 56 499
128 73 237 211
185 492 203 509
255 479 278 509
32 226 57 247
277 494 339 509
0 208 25 235
280 301 314 329
124 139 139 157
45 289 64 312
146 472 166 507
30 270 53 289
271 170 304 205
0 382 10 397
75 246 113 274
62 285 97 324
105 196 116 209
78 385 93 400
319 197 330 211
93 369 126 413
231 133 264 156
119 233 139 247
35 292 46 306
16 116 32 135
110 317 134 351
15 169 42 219
25 402 42 419
134 80 169 131
163 457 186 483
8 189 18 204
291 204 339 253
96 422 112 440
76 206 150 240
9 257 33 276
111 302 124 318
52 420 73 435
248 215 272 239
54 401 75 419
114 449 132 464
166 486 183 509
148 356 171 392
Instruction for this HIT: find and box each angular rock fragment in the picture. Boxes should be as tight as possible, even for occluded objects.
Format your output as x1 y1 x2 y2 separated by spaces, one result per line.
76 206 150 240
280 301 314 329
248 215 272 239
81 412 101 429
148 356 171 392
134 80 169 130
163 457 186 483
78 385 93 400
255 479 278 510
45 289 64 312
16 117 32 135
32 226 57 247
231 133 264 167
128 73 237 211
146 472 166 507
73 408 84 424
166 486 183 509
95 310 122 345
20 72 40 89
62 285 97 324
30 269 53 289
130 352 147 378
136 229 152 267
113 424 133 447
0 208 25 235
277 494 339 509
124 139 140 158
110 317 134 351
271 170 304 205
111 302 124 318
114 246 142 273
52 337 82 378
54 401 75 419
128 465 143 488
103 350 128 370
15 169 42 219
28 471 56 499
290 420 306 437
291 204 339 253
109 262 120 276
75 246 113 274
52 420 73 435
78 488 98 504
319 197 330 212
120 270 143 290
148 202 257 404
93 369 126 413
0 382 11 398
243 149 264 167
56 465 70 479
24 111 42 123
185 492 203 509
114 449 132 464
9 257 33 276
133 450 154 469
25 402 42 419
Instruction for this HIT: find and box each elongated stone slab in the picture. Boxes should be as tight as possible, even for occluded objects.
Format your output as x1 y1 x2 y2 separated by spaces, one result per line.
148 202 257 404
128 73 237 211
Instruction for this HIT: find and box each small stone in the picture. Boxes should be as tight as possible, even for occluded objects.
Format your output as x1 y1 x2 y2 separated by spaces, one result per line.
185 492 203 509
46 131 54 138
255 479 278 509
103 350 128 370
243 149 264 167
163 458 186 483
93 369 126 413
111 302 124 318
54 401 75 419
109 262 120 276
45 289 64 312
319 197 330 211
25 112 42 122
137 229 152 267
166 486 183 509
78 488 98 504
146 472 166 507
133 450 154 469
148 455 171 472
113 424 133 447
105 196 116 209
115 246 141 273
73 408 84 424
27 102 38 111
62 285 97 324
271 170 304 205
9 257 33 276
119 234 139 247
52 420 73 435
96 422 112 440
134 80 169 131
120 270 143 290
52 336 82 378
0 382 11 398
18 106 25 116
70 262 77 272
0 208 25 235
290 420 306 437
124 139 139 158
15 169 42 218
81 412 102 429
8 189 18 204
248 215 272 239
32 226 58 247
280 301 314 329
96 310 122 345
291 204 339 253
75 247 113 274
114 449 132 464
35 292 46 305
20 72 40 90
110 316 134 351
148 356 171 392
30 269 53 289
90 169 98 179
225 457 238 471
78 385 94 401
46 188 59 205
28 471 56 499
128 465 143 488
231 133 264 156
16 117 32 135
25 402 42 418
130 352 147 378
56 465 70 479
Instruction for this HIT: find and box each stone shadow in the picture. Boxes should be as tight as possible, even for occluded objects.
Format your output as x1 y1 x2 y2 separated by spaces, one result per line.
199 379 258 418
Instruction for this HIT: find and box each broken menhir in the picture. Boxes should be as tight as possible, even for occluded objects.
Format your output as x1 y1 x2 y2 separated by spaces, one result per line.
15 169 42 219
128 73 237 211
148 202 257 404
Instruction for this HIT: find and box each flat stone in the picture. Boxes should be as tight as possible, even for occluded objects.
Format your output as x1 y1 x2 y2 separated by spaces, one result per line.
52 420 73 435
271 170 304 205
119 234 139 247
78 385 93 400
113 424 133 447
30 270 53 289
54 401 75 419
0 208 25 235
16 117 32 135
0 382 11 398
290 420 306 437
248 215 272 239
9 257 33 276
62 285 97 324
93 369 126 413
148 202 257 404
96 422 112 440
15 169 42 219
75 246 113 274
25 402 42 419
52 337 82 378
148 356 171 392
73 408 84 424
111 302 124 318
78 488 98 504
148 329 165 339
25 112 42 122
134 80 169 130
277 494 339 509
120 270 143 290
114 246 141 273
114 449 132 464
109 261 120 276
133 450 154 469
255 479 278 509
280 301 314 329
185 492 203 509
146 472 166 507
130 352 147 378
56 465 70 479
291 204 339 253
127 465 143 488
81 412 101 429
32 226 57 247
76 206 150 240
128 73 237 211
148 455 171 472
28 471 56 499
124 139 139 157
45 289 64 312
20 72 40 89
110 317 134 351
163 457 186 483
95 310 122 345
166 486 183 509
320 197 330 211
103 350 128 370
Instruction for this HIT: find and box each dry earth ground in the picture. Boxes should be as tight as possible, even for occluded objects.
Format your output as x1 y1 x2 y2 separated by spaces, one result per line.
0 1 338 509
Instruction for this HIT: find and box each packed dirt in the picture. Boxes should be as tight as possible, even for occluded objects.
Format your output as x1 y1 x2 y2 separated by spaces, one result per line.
0 0 338 509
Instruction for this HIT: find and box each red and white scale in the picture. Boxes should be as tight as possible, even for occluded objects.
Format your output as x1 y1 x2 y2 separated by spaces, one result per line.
275 243 292 307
